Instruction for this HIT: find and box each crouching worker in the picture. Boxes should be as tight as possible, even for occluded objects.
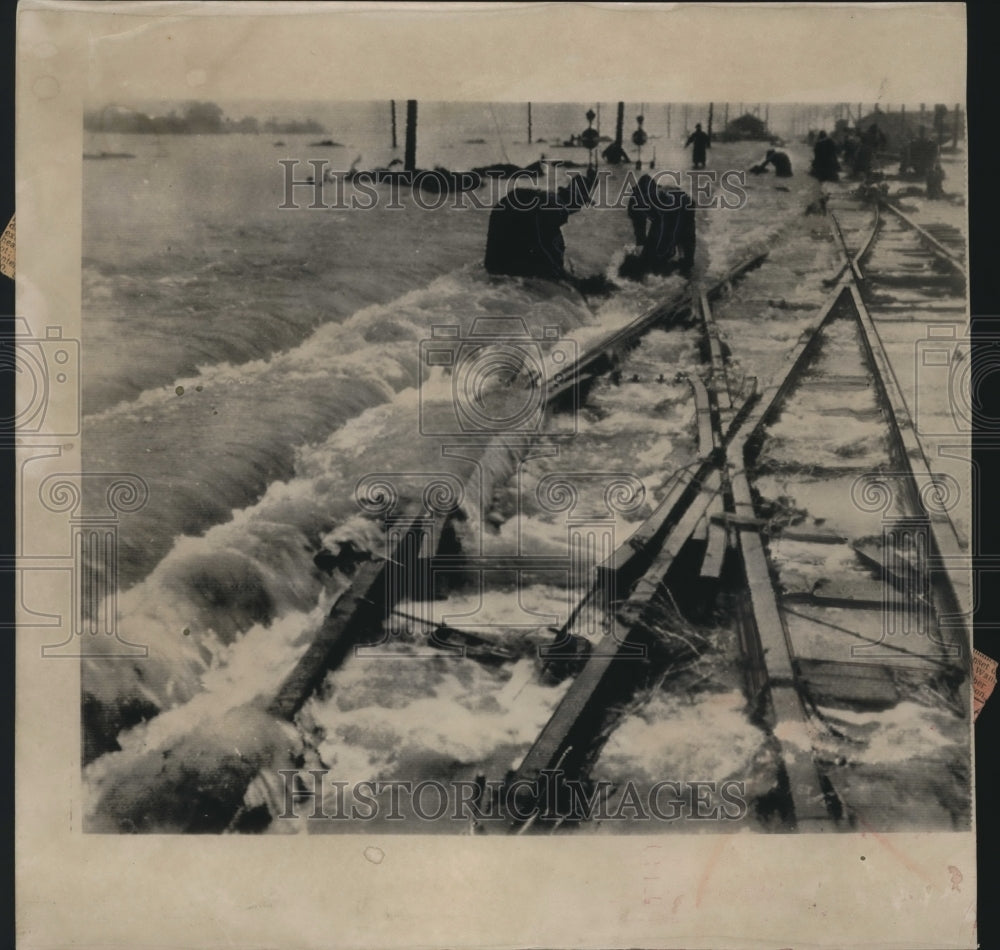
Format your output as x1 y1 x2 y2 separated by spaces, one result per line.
620 174 696 280
484 165 598 281
750 148 792 177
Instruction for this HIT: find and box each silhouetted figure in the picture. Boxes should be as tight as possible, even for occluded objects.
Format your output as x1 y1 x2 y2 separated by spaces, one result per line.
685 123 710 169
621 174 696 279
484 167 598 280
842 134 858 167
852 123 887 178
900 126 938 178
863 123 888 150
926 162 946 199
602 141 630 165
810 130 840 182
750 148 793 177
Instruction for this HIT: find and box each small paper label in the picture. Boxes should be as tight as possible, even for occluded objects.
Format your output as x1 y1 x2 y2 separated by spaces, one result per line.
0 215 14 279
973 648 997 721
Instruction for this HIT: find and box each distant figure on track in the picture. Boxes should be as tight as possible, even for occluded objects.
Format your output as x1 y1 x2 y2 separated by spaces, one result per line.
620 174 696 279
484 166 598 281
851 123 887 178
810 130 840 182
750 148 793 177
900 127 938 178
685 123 711 169
926 161 946 199
841 133 859 169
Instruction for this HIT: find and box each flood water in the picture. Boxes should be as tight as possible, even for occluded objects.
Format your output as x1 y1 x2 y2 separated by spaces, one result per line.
79 108 970 834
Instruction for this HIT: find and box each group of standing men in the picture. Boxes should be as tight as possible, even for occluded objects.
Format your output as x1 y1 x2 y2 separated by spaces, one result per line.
482 113 949 288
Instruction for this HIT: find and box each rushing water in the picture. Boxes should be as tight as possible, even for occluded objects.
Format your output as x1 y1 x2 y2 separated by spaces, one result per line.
80 115 967 833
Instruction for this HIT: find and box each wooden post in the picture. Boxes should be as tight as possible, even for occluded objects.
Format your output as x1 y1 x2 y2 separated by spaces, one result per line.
390 100 397 149
404 99 417 172
615 101 624 147
934 103 946 146
707 102 714 140
666 103 671 137
953 103 961 148
527 101 532 144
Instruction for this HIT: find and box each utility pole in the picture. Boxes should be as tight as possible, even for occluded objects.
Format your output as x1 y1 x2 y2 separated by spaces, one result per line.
527 102 532 144
404 99 417 172
390 100 397 149
615 101 624 148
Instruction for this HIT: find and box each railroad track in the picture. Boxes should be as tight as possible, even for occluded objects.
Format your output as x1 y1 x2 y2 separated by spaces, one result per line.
234 188 971 835
485 193 971 834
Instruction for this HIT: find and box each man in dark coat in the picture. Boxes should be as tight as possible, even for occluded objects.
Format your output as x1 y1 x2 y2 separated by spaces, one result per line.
684 123 711 169
810 130 840 182
621 174 696 279
484 166 597 280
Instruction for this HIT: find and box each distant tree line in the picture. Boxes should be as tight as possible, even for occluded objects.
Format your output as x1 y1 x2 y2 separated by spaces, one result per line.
84 101 326 135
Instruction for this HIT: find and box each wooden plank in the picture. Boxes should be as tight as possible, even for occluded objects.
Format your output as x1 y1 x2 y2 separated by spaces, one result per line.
699 289 733 410
625 471 724 607
423 554 571 573
268 556 391 720
727 434 835 827
688 374 715 455
699 495 729 580
598 464 702 577
773 527 848 545
691 513 709 543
